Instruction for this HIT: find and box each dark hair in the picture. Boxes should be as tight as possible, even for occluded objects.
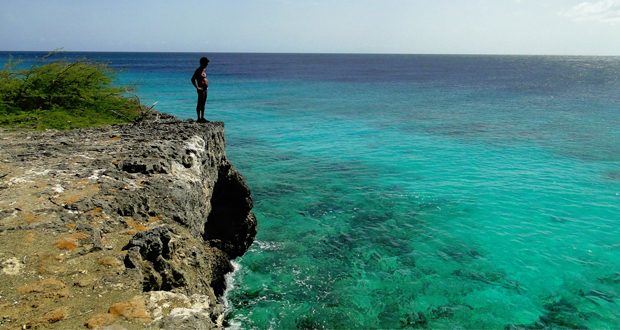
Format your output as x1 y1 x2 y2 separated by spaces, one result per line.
200 57 210 66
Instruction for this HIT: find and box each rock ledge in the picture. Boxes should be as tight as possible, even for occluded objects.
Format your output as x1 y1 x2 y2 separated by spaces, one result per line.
0 114 256 329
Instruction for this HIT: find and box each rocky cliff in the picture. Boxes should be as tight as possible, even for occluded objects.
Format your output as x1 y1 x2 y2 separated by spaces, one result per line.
0 114 257 329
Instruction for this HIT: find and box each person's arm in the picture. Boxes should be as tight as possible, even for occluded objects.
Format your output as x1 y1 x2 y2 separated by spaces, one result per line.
191 70 202 90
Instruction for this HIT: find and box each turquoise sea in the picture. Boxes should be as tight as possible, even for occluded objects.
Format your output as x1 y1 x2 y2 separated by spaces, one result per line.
3 52 620 329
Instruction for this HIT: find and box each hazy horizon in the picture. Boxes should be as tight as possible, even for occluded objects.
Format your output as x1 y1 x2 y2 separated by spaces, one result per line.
2 50 620 57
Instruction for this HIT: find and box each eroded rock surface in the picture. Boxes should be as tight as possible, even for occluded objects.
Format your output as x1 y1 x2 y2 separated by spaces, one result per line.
0 114 256 329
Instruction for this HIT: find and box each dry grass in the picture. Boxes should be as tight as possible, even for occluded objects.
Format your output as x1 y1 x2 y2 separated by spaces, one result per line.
108 298 150 320
18 278 65 294
41 307 68 323
98 257 122 268
54 239 78 250
85 313 117 329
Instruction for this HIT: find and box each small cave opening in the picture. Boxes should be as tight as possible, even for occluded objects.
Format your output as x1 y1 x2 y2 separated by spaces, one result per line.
203 161 257 259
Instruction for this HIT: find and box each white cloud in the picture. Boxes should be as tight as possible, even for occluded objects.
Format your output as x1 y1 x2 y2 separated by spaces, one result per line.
561 0 620 24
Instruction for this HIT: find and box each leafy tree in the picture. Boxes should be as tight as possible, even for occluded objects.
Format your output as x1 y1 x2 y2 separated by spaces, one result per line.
0 52 144 130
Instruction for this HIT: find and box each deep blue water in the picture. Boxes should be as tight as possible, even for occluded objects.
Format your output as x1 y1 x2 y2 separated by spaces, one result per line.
3 52 620 329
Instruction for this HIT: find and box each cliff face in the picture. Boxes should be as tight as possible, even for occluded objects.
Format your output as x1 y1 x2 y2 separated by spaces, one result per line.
0 114 256 329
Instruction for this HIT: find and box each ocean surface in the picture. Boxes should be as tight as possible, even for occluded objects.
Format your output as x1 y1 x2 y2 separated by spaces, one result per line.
3 52 620 329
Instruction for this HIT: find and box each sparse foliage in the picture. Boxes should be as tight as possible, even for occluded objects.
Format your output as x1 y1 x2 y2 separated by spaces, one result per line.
0 52 143 130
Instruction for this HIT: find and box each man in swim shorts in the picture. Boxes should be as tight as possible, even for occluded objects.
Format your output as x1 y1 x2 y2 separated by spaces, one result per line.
191 57 209 122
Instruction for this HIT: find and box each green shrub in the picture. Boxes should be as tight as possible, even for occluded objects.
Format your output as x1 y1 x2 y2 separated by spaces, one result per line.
0 53 143 130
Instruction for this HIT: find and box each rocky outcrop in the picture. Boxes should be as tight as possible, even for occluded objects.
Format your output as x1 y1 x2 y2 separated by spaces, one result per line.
0 114 256 329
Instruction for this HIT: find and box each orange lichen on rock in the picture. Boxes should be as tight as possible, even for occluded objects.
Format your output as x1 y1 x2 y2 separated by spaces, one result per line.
124 217 147 231
148 215 162 223
86 313 117 329
108 298 150 320
68 232 91 240
23 213 42 224
63 197 83 204
55 239 78 250
72 180 90 187
56 185 100 205
122 229 138 236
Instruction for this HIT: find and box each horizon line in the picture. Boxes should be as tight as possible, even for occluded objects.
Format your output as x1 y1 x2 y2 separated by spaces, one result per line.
1 50 620 57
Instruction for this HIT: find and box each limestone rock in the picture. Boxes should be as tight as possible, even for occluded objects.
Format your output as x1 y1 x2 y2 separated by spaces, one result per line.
0 114 256 329
144 291 223 330
1 257 24 275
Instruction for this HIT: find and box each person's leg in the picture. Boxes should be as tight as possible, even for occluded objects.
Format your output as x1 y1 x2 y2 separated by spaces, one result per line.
200 91 207 120
196 91 202 120
196 90 206 120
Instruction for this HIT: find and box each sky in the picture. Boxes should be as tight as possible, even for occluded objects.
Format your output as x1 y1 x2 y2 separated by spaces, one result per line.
1 0 619 55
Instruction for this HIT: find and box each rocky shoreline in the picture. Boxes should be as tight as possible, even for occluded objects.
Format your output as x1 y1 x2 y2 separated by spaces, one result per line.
0 113 257 329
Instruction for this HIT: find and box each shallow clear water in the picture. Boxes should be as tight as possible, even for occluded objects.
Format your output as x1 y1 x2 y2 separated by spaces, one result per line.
3 52 620 329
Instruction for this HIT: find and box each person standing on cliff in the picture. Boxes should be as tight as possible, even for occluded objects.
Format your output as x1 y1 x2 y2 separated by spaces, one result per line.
191 57 210 123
